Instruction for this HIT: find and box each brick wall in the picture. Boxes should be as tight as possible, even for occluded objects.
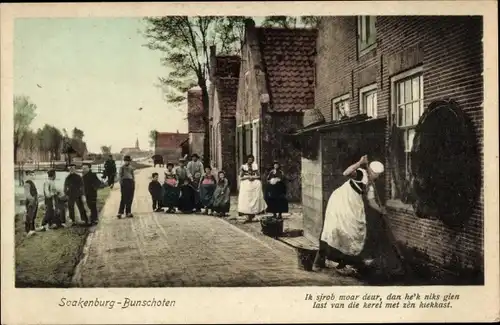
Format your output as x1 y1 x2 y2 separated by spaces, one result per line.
220 118 237 193
187 89 205 133
261 113 303 202
315 16 484 272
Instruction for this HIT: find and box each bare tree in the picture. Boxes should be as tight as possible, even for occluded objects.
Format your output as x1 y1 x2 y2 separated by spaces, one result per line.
142 16 247 165
13 95 37 163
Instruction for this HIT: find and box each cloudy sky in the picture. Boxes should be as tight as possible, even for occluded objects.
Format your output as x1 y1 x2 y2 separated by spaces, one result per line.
14 17 189 153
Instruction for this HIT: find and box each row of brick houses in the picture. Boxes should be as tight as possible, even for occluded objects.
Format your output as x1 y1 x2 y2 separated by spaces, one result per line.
297 16 483 280
209 20 317 200
208 16 483 280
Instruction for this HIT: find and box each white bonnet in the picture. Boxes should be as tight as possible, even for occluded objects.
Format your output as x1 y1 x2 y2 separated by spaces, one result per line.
369 161 385 174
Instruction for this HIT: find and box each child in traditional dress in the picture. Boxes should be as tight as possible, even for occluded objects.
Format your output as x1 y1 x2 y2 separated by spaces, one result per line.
162 163 179 213
212 170 231 217
178 178 196 213
149 172 163 212
199 166 216 215
192 171 203 213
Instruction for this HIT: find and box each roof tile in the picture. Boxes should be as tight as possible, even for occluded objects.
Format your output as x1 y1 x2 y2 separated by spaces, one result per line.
256 27 317 113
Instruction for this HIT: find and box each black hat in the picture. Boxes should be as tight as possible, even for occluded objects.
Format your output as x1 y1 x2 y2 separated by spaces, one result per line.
47 169 56 178
124 155 132 161
167 162 174 167
191 153 199 159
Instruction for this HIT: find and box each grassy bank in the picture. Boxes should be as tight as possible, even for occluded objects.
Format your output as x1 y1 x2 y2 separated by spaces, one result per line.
15 187 111 287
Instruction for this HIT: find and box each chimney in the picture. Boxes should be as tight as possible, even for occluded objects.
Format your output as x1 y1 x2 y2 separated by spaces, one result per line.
244 18 256 30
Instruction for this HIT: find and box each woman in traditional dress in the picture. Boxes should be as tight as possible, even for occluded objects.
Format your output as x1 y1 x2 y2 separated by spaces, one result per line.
212 170 231 217
265 161 289 218
199 166 217 215
237 154 267 223
312 155 386 275
162 163 179 213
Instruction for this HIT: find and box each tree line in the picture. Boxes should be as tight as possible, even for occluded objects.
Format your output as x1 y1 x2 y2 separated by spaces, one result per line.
143 16 320 165
13 95 89 164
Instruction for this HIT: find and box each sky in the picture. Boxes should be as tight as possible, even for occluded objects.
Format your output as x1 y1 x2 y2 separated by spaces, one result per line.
14 18 188 153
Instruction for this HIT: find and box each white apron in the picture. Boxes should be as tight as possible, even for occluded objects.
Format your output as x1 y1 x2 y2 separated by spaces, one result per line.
237 163 267 214
320 170 370 256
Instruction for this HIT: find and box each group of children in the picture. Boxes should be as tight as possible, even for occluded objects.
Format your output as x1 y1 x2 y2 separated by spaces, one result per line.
23 163 103 237
148 155 231 216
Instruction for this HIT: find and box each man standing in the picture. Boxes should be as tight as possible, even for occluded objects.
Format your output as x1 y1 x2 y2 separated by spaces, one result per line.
186 153 204 180
117 155 135 219
103 154 117 188
64 164 89 225
38 169 59 231
23 171 38 237
82 163 102 225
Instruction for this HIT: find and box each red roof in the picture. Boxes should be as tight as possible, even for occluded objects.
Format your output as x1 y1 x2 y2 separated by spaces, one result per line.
256 27 317 113
156 132 188 149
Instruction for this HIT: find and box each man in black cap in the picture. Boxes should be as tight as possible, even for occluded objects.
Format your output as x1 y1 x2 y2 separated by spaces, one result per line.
82 163 102 225
117 155 135 218
64 163 89 225
103 154 117 189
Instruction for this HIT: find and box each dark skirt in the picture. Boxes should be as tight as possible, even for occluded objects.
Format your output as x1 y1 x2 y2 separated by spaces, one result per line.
199 183 216 207
162 184 179 208
265 181 289 213
212 186 230 213
178 185 196 212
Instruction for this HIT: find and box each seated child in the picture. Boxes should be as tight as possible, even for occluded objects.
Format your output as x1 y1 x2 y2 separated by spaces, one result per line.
162 163 179 213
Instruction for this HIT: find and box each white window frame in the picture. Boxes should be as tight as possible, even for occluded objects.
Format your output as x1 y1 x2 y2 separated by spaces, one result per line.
359 83 378 118
331 94 350 121
357 16 377 56
390 66 424 199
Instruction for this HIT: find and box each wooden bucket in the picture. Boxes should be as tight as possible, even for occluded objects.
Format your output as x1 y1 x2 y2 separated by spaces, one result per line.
260 217 284 238
296 247 317 271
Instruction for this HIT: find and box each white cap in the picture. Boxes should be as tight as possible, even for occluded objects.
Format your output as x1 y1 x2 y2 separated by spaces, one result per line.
369 161 385 174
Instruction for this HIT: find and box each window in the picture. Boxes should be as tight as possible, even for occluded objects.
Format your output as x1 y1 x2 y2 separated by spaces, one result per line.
359 84 378 118
357 16 377 54
331 94 350 121
390 67 424 199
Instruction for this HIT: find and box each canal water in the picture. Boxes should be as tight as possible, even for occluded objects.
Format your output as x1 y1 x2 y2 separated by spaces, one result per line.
13 162 125 214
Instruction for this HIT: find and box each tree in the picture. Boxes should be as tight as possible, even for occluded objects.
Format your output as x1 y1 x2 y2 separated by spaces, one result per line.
101 145 112 155
13 95 37 163
72 127 84 140
262 16 321 28
143 16 248 166
149 130 158 148
36 124 63 162
262 16 298 28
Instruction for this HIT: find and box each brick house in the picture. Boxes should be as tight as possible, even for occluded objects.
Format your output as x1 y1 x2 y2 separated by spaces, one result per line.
208 47 240 193
187 88 205 158
296 16 483 280
235 19 317 201
155 131 189 164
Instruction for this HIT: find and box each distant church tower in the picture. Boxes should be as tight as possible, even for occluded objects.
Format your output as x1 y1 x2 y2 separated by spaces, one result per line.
135 137 139 149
